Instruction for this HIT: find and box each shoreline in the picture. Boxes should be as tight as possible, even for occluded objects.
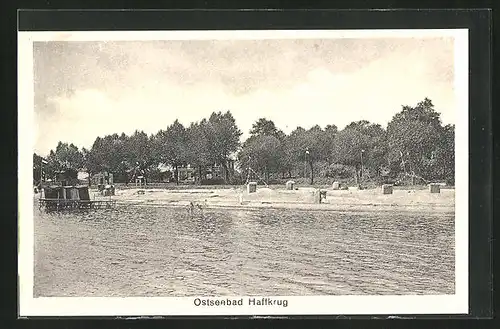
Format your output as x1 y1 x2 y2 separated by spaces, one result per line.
90 187 455 214
112 200 454 214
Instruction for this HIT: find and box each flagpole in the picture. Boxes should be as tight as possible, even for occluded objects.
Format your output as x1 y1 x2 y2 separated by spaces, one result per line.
40 158 47 188
40 159 43 187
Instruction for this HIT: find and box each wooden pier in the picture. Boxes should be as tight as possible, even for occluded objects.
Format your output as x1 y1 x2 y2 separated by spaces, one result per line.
39 198 116 212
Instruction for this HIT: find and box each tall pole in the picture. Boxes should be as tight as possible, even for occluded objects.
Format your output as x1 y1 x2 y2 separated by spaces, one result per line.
40 159 44 188
400 151 406 175
247 156 251 183
360 149 364 183
305 149 310 182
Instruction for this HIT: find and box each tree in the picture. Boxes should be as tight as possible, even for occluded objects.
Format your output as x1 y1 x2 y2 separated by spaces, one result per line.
126 130 156 178
85 137 107 177
50 142 84 170
239 135 283 183
245 118 290 179
33 153 43 185
386 98 446 183
331 120 387 183
113 133 132 182
85 131 154 184
204 111 242 182
249 118 283 140
305 125 326 184
85 134 129 182
44 142 84 178
286 125 326 184
185 120 211 184
323 124 338 164
40 142 84 185
81 147 92 185
430 124 455 184
154 121 187 184
286 127 308 178
278 135 296 179
439 124 455 184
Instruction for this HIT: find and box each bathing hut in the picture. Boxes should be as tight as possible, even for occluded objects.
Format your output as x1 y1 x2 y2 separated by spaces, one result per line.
247 182 257 193
428 183 441 193
135 176 146 187
382 184 394 194
39 185 114 211
42 185 88 200
314 189 327 204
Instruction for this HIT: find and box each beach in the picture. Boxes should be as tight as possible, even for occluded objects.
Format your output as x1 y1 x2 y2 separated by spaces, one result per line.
93 185 455 214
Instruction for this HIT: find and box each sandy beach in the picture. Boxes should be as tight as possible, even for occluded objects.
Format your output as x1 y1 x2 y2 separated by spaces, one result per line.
92 186 455 214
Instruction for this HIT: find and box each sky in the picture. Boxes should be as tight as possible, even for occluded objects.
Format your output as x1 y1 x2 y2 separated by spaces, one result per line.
33 37 455 156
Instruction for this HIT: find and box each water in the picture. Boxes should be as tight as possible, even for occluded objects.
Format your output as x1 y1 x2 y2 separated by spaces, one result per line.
34 206 455 297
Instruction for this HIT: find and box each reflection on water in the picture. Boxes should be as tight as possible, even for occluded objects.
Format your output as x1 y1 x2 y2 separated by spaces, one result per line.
34 206 454 297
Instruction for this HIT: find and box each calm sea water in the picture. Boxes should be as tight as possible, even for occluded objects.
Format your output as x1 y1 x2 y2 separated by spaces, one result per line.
34 206 455 297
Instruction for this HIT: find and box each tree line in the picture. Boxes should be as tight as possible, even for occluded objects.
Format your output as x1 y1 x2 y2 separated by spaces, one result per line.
34 98 455 186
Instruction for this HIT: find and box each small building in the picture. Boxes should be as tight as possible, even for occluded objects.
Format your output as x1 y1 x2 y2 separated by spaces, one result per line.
39 185 115 212
77 171 90 184
52 169 79 187
91 172 114 186
42 185 90 201
178 165 195 182
135 175 146 187
204 161 235 180
157 165 173 182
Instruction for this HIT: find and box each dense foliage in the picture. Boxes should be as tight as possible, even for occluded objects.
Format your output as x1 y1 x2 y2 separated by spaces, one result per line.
35 99 455 186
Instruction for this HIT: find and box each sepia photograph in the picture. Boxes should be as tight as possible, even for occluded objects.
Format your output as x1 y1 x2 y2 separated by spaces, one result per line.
18 29 468 316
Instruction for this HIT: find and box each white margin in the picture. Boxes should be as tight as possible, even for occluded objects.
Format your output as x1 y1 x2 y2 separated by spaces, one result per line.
18 29 469 317
23 29 464 41
453 29 469 311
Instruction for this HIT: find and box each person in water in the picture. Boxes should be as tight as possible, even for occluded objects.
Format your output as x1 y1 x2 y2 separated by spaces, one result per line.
187 201 203 215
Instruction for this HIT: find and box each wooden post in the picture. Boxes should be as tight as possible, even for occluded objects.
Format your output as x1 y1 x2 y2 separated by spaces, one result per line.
309 161 314 185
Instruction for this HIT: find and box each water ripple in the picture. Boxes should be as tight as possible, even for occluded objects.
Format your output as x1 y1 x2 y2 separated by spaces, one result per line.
34 206 455 297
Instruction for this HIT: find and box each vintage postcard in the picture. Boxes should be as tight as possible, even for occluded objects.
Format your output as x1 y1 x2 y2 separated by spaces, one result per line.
18 29 468 316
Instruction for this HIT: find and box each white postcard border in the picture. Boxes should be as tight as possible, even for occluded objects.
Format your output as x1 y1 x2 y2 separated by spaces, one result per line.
18 29 469 316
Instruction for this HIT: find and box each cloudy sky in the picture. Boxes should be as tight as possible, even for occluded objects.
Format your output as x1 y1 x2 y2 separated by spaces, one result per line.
33 37 455 156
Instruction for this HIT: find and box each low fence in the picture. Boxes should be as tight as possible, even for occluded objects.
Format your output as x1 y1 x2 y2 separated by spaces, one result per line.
39 199 116 211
